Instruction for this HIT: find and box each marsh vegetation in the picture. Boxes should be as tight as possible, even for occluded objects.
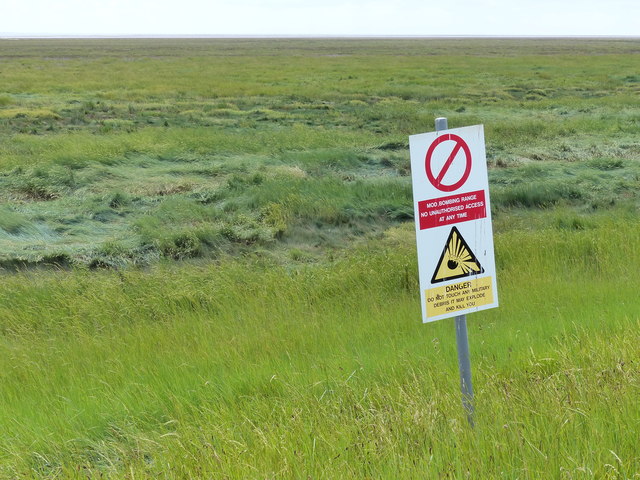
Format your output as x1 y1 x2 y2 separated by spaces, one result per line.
0 37 639 478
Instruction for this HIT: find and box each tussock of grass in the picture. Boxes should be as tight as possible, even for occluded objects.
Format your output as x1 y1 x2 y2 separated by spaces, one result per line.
0 108 60 119
0 206 30 234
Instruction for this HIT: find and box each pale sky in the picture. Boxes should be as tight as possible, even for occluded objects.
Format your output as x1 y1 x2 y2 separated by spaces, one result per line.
2 0 639 37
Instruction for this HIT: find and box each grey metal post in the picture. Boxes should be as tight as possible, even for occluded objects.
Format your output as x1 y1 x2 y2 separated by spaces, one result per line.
455 314 474 427
435 117 475 427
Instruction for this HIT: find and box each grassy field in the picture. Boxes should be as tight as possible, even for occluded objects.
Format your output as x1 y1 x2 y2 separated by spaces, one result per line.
0 37 639 266
0 37 639 478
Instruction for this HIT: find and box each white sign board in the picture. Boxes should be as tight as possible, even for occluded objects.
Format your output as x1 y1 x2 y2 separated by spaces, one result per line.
409 124 498 323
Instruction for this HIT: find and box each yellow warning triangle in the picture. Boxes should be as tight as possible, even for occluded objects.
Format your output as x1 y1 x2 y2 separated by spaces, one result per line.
431 226 484 284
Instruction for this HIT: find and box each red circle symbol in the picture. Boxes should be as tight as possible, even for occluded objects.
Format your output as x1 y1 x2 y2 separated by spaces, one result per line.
425 134 472 192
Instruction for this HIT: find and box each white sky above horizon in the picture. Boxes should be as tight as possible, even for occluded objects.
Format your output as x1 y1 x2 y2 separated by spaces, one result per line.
2 0 639 37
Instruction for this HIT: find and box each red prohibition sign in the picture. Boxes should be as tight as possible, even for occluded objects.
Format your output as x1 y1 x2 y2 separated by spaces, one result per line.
425 134 472 192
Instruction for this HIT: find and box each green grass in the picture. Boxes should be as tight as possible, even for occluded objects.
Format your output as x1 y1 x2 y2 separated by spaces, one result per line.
0 37 639 478
0 37 639 266
0 215 639 477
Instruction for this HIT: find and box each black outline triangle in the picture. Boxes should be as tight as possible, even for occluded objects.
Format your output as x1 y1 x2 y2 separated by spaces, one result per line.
431 226 484 284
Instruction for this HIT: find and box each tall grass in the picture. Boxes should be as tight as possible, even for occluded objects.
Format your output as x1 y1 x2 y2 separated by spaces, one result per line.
0 213 639 477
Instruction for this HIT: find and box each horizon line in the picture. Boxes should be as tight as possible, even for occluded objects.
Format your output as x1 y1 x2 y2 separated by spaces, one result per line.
2 34 640 40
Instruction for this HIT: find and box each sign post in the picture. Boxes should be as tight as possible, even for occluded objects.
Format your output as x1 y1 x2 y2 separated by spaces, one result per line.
455 312 474 426
409 117 499 426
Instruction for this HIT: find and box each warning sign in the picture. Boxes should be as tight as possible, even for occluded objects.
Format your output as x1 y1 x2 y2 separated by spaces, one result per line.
409 124 498 323
426 276 494 317
431 227 484 284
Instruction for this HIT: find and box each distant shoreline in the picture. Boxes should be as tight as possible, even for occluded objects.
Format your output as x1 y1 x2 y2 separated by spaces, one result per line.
2 34 640 40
